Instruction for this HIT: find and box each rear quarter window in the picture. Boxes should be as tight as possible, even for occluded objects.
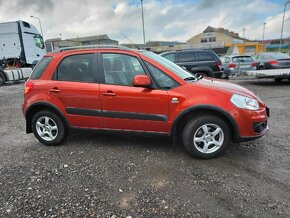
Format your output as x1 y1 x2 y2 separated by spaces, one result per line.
30 56 53 79
197 52 214 61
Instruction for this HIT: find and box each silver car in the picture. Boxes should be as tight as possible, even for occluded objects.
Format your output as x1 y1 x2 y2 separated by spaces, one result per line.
221 55 256 77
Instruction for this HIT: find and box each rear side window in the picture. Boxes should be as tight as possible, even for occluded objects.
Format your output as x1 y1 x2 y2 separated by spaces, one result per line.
30 56 52 79
178 52 196 62
197 52 214 61
54 54 94 83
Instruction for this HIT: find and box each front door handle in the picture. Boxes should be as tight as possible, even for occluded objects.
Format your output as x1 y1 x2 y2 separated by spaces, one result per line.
49 87 61 93
102 91 116 96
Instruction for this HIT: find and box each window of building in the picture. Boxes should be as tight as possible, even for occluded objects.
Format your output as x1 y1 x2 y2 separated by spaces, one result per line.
55 54 94 83
209 37 216 42
201 38 207 43
102 53 145 86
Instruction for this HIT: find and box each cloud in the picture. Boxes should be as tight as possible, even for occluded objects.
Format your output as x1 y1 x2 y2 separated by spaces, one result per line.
0 0 288 43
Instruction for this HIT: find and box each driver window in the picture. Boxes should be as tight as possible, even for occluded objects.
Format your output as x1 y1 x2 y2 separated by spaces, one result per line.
102 53 145 86
34 35 45 49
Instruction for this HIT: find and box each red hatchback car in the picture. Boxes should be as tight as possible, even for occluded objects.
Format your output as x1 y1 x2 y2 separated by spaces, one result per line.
22 45 269 159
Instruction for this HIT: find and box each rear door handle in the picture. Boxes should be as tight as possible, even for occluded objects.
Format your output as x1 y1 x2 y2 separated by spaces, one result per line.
102 91 116 96
49 87 61 93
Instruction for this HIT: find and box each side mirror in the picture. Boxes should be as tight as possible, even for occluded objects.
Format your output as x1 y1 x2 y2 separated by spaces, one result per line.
132 74 151 87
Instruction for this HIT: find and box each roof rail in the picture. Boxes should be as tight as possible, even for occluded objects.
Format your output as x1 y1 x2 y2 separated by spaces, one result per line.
52 45 131 53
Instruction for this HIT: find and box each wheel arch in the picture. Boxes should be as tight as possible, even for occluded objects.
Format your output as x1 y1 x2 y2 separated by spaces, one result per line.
25 102 70 133
172 105 240 143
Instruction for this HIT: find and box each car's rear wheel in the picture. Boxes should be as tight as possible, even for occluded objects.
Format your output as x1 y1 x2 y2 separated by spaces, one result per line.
0 72 5 86
182 115 230 159
259 66 264 70
32 110 67 146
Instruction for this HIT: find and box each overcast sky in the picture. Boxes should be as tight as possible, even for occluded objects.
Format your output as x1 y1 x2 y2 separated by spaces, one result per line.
0 0 289 43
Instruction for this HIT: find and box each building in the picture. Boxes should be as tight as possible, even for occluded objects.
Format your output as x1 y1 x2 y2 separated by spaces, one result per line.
187 26 250 47
186 26 265 55
45 34 118 53
261 38 290 53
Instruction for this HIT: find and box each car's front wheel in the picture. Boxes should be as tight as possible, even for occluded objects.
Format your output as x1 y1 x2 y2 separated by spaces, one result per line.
32 110 67 146
182 115 231 159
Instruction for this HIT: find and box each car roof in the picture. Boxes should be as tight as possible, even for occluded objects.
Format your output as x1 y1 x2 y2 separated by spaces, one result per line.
46 45 145 57
160 49 212 55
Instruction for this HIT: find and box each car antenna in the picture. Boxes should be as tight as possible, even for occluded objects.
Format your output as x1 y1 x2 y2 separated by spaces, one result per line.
121 33 141 50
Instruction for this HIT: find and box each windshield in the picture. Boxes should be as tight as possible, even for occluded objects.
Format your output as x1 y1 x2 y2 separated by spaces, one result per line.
142 51 194 80
232 56 254 63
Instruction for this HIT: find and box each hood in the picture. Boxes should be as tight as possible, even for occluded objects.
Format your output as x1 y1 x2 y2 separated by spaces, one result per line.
193 78 257 98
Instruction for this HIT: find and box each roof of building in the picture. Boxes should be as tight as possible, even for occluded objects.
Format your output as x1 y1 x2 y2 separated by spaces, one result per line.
203 26 249 41
67 34 110 42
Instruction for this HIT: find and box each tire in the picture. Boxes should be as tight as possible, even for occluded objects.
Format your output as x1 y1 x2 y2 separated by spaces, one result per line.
182 115 231 159
259 66 264 70
274 78 282 83
31 110 67 146
0 72 5 86
196 72 210 77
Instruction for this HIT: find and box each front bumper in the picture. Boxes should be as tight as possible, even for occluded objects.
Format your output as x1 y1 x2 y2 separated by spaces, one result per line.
234 106 269 142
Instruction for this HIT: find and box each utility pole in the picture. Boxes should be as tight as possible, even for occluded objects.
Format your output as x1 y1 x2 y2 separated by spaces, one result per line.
279 1 290 52
242 28 246 38
262 22 266 41
141 0 146 48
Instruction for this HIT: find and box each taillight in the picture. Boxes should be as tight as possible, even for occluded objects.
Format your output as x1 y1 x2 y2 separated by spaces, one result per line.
228 63 237 68
24 81 34 95
251 62 257 67
269 60 279 65
216 61 222 70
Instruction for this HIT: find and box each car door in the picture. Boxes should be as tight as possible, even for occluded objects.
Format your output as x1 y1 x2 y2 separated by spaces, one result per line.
99 52 171 133
46 53 103 129
176 51 198 72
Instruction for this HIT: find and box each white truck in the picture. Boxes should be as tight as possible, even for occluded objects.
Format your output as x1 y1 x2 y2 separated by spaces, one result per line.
0 20 45 86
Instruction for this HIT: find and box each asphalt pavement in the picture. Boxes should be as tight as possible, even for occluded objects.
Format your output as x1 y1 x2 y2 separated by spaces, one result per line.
0 79 289 217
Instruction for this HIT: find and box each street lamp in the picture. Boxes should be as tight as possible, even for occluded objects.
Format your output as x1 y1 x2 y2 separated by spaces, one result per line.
262 22 266 41
279 0 290 52
30 15 43 38
141 0 146 48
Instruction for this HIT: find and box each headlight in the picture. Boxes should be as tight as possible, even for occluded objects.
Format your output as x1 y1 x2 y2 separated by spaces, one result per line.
231 94 259 110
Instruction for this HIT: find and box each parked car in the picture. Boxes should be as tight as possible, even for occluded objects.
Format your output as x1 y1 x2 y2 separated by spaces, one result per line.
255 52 290 70
22 45 269 159
255 53 290 82
220 55 256 77
160 49 223 78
